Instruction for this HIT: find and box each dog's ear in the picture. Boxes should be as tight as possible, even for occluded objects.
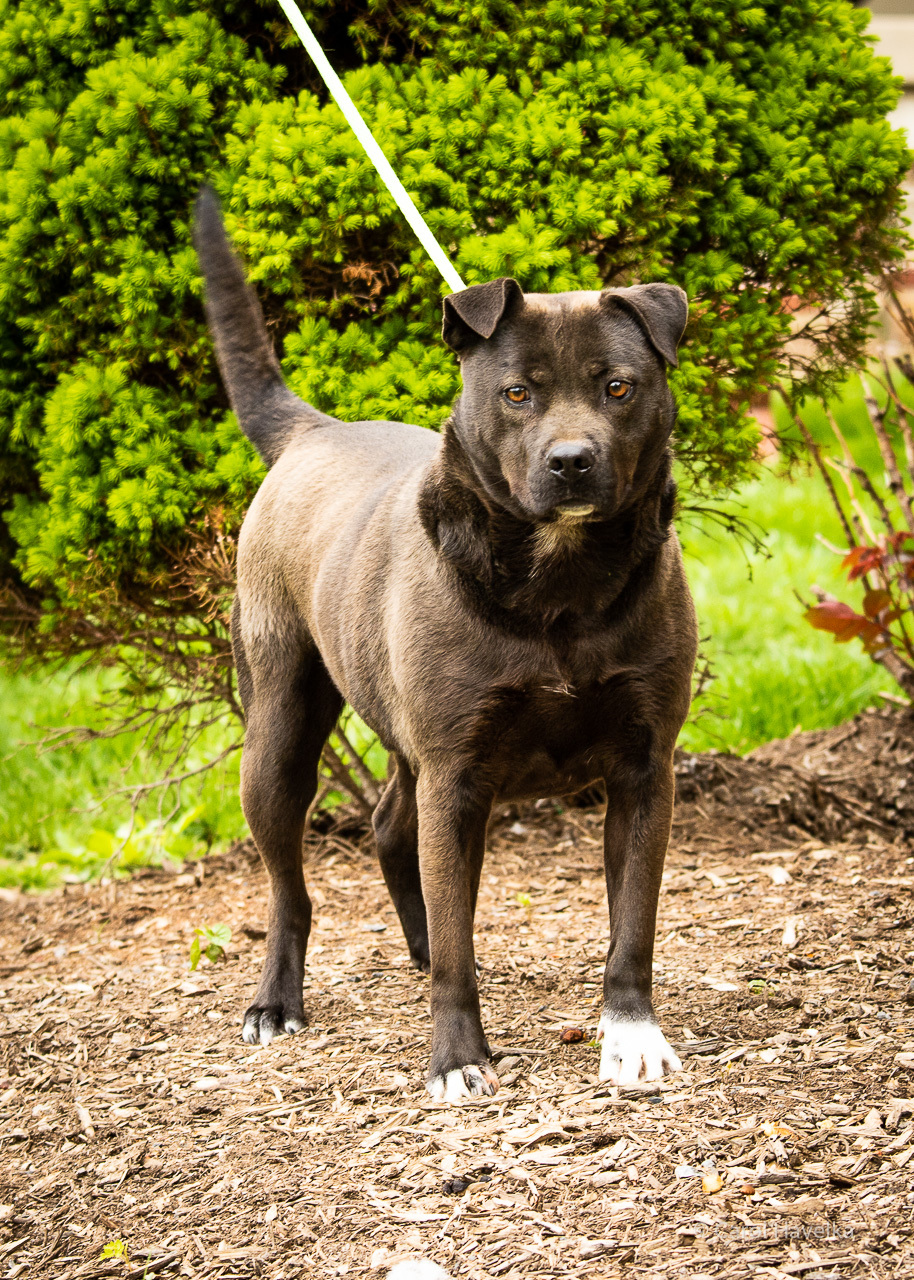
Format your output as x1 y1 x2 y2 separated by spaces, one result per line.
601 284 689 368
442 278 523 351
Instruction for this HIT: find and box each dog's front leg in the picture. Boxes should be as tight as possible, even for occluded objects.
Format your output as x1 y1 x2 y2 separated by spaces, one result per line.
598 756 682 1086
416 772 498 1103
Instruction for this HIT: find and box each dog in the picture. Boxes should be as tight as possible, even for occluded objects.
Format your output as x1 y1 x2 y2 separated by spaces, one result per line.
194 188 697 1102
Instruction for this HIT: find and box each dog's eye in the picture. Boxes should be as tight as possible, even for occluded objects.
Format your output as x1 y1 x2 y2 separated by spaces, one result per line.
607 380 632 400
504 386 530 404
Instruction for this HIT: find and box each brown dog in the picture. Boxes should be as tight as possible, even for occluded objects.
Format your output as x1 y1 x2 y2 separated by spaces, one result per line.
194 188 697 1101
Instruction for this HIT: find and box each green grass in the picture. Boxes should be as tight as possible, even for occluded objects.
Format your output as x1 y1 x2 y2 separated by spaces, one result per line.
679 369 911 753
0 668 385 891
1 376 906 885
0 665 244 890
680 457 886 753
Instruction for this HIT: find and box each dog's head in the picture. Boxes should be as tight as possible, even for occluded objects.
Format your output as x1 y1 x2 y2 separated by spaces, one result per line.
442 279 687 524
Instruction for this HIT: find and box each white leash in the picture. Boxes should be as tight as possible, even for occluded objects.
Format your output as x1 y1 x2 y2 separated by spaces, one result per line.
275 0 467 294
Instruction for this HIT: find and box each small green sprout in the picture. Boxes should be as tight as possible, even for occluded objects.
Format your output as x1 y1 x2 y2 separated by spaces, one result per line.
99 1240 130 1263
515 892 532 909
189 922 231 970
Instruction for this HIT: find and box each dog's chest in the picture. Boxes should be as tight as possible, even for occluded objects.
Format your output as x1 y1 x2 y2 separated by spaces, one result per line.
475 675 655 800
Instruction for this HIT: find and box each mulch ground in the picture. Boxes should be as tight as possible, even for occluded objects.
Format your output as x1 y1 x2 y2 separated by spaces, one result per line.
2 705 914 1280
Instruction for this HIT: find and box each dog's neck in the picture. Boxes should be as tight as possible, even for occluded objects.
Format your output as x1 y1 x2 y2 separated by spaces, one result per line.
418 423 677 634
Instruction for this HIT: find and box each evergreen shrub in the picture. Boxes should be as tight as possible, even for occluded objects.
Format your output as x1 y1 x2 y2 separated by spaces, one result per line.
0 0 909 716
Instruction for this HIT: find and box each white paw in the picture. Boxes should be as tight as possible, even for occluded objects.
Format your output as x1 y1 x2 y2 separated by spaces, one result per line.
427 1063 499 1103
596 1013 682 1086
242 1019 263 1046
387 1263 453 1280
241 1007 304 1046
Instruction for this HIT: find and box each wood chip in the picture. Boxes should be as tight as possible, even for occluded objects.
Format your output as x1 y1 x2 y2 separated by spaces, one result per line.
4 708 914 1276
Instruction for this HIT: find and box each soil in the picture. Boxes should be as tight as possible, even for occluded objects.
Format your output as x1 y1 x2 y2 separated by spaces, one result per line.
2 705 914 1280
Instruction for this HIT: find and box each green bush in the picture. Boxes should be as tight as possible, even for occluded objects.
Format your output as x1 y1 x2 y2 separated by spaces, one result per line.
0 0 909 682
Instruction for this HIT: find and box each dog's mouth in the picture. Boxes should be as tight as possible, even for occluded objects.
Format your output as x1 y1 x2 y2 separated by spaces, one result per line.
554 502 595 520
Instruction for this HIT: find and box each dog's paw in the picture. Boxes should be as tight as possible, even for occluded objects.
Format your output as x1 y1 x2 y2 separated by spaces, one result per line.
387 1263 453 1280
427 1062 499 1103
596 1013 681 1087
242 1003 305 1047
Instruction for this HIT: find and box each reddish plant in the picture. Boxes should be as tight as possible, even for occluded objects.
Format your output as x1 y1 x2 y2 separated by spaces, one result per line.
791 358 914 700
805 532 914 665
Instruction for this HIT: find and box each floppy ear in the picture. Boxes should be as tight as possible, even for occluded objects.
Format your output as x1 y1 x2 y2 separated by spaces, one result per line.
601 284 689 367
442 277 523 351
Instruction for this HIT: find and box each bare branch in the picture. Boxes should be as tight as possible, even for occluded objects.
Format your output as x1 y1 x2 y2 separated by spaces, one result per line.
320 744 376 821
784 397 856 549
331 723 382 808
861 371 914 534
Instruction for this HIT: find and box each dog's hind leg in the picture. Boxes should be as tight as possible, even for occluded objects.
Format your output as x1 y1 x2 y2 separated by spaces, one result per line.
235 613 343 1046
373 755 429 972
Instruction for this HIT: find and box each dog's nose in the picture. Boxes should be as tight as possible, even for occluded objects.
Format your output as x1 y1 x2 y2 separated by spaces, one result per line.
547 443 595 482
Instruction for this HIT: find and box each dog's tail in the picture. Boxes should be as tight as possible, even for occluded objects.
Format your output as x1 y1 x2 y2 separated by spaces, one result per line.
193 186 334 466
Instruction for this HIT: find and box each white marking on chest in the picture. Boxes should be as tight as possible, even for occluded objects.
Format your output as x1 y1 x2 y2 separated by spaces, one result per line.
533 518 587 563
596 1013 682 1087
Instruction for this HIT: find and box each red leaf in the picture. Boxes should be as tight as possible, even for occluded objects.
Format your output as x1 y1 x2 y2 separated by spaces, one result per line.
805 600 861 629
863 588 892 618
862 624 890 654
841 546 867 571
837 619 875 643
804 601 871 642
842 545 884 581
